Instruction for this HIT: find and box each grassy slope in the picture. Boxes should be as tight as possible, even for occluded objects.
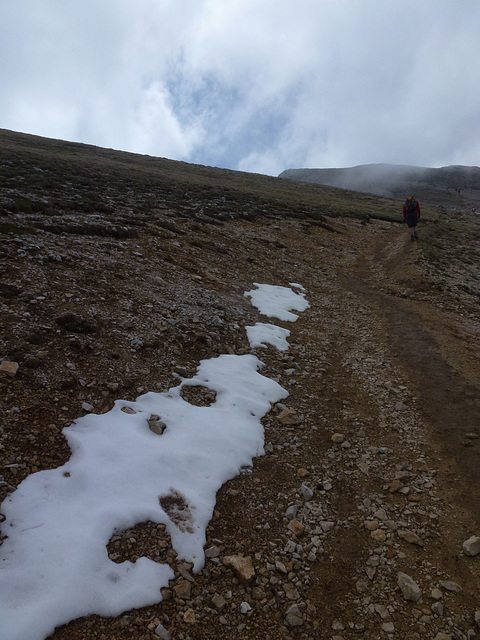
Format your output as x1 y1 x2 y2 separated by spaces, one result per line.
0 129 440 226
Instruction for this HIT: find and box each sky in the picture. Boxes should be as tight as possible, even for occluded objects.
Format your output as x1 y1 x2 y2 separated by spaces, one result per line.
0 283 309 640
1 1 480 176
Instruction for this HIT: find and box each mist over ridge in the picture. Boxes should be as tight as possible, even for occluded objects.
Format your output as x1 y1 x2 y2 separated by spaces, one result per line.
279 163 480 210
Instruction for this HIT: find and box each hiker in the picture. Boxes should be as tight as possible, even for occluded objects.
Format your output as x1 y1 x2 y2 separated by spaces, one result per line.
403 196 421 241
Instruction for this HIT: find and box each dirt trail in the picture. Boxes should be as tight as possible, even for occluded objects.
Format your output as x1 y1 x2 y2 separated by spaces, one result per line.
349 229 480 516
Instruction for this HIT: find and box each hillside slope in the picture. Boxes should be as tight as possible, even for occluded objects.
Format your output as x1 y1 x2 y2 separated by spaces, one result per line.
1 131 480 639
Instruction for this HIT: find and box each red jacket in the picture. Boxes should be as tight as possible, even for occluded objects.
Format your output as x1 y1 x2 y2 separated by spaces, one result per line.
403 199 421 219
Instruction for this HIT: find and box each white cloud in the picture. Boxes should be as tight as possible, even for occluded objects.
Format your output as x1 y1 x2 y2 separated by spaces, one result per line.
1 0 480 173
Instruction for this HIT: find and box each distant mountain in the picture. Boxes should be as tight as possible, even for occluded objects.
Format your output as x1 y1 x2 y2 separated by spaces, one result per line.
279 164 480 210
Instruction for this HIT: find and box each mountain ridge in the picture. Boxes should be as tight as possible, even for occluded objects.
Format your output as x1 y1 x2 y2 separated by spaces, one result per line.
279 163 480 210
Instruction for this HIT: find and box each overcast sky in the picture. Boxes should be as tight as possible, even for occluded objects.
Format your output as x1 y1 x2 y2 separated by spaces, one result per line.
1 1 479 176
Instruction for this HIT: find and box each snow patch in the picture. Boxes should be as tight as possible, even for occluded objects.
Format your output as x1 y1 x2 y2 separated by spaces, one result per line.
244 283 309 321
0 283 308 640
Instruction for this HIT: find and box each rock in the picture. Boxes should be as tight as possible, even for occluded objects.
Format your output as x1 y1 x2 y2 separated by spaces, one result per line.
174 579 191 600
382 622 395 633
288 519 305 536
275 560 288 574
0 361 19 377
278 408 303 425
438 580 462 593
81 402 94 412
433 634 452 640
300 484 314 500
285 504 298 520
212 593 226 611
121 406 136 414
285 604 304 627
394 401 408 412
475 610 480 627
389 479 404 493
331 433 345 443
364 520 380 531
297 467 310 478
398 572 422 602
431 602 444 616
148 414 167 435
398 530 424 546
373 604 389 619
177 562 195 583
463 535 480 557
284 583 300 600
155 623 172 639
205 545 222 558
223 555 255 584
183 608 196 624
240 601 251 614
431 588 443 600
371 528 386 542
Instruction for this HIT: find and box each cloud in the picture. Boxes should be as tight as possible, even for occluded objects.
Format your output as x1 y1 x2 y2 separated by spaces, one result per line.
1 0 480 174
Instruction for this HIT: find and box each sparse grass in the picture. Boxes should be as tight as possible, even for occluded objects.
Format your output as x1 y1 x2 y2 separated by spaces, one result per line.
419 212 480 299
0 128 441 226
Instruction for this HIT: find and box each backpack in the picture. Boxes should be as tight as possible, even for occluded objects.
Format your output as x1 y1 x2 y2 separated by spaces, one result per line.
405 197 417 213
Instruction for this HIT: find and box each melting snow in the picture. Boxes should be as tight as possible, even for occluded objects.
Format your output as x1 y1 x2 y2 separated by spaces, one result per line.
0 284 308 640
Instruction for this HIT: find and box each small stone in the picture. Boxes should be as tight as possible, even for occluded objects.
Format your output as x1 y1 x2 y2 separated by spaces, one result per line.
148 414 167 435
463 536 480 557
331 433 345 443
155 623 172 639
285 604 304 627
223 555 255 584
183 608 196 624
398 572 422 602
284 583 300 600
475 610 480 627
297 468 310 478
300 484 314 500
0 361 19 377
398 530 424 546
382 622 395 634
431 602 444 616
389 479 404 493
121 406 137 414
174 579 191 600
81 402 94 412
288 519 305 536
332 619 345 630
205 545 221 558
373 604 389 619
212 593 226 611
285 504 298 520
278 408 303 425
371 529 386 542
240 601 251 614
394 401 408 412
433 633 452 640
438 580 462 593
275 560 288 574
431 588 443 600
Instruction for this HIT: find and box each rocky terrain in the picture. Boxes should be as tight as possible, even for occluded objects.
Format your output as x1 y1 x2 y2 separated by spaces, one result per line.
1 130 480 640
279 164 480 211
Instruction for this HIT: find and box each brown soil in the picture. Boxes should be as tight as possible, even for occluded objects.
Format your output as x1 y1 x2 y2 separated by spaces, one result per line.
2 169 480 640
